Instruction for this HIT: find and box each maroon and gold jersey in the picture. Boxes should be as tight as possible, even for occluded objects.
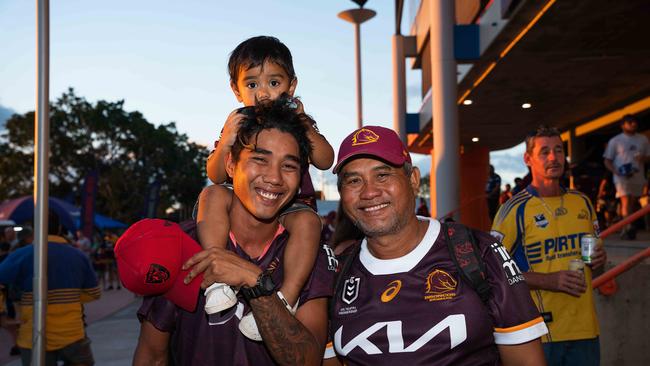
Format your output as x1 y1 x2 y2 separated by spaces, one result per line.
138 229 337 366
327 218 547 365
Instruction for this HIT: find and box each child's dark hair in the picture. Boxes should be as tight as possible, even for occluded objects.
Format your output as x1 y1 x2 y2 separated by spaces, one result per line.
231 96 312 167
228 36 296 83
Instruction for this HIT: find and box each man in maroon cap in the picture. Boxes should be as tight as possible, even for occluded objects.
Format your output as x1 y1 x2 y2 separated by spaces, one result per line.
131 102 335 365
323 126 548 366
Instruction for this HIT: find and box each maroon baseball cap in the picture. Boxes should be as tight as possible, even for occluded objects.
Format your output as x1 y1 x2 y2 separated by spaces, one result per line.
115 219 203 312
333 125 412 174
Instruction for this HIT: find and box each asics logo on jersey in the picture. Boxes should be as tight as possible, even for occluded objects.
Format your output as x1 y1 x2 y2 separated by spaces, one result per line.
491 242 524 285
381 280 402 302
334 315 467 355
342 276 361 304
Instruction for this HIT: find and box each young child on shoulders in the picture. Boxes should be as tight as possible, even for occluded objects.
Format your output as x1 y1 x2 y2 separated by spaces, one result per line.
196 36 334 341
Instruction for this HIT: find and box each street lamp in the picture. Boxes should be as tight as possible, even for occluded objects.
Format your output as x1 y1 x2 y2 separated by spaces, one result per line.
338 0 375 129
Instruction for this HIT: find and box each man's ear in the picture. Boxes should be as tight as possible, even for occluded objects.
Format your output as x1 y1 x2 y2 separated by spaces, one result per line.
523 152 532 168
410 166 421 194
225 152 236 179
230 81 243 103
288 77 297 97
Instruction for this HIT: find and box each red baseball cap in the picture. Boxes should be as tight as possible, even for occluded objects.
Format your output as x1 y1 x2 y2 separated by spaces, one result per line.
115 219 203 312
333 126 412 174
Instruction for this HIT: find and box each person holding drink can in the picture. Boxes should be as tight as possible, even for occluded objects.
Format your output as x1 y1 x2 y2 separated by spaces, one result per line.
491 126 607 366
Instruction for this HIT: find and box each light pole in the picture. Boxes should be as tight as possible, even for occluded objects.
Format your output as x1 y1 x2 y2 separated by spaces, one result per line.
338 1 375 129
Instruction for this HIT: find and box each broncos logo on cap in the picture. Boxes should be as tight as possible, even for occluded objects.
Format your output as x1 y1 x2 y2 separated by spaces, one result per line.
351 128 380 146
145 264 170 284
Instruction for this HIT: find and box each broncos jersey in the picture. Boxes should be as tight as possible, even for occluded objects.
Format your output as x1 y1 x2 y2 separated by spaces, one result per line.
491 186 600 342
326 217 547 365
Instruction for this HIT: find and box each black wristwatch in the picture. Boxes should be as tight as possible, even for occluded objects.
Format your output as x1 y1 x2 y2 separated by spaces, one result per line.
241 272 276 301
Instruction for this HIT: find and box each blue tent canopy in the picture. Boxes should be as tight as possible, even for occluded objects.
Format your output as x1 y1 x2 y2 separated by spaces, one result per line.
0 195 127 232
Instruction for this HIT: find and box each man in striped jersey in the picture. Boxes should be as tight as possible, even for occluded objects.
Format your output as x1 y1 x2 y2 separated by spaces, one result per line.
0 212 100 365
491 125 607 366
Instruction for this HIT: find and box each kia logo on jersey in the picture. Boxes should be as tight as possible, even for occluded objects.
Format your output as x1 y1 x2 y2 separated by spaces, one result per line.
342 276 361 304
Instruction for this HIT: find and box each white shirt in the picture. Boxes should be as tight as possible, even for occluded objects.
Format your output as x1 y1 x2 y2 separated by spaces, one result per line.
603 132 650 184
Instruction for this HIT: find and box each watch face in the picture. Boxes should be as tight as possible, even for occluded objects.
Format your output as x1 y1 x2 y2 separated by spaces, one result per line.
261 274 276 293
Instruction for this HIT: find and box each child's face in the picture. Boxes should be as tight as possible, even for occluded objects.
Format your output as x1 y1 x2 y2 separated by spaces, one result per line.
231 60 297 107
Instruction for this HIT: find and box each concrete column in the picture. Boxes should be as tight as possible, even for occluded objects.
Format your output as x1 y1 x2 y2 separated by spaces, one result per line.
460 145 491 230
429 0 460 219
567 129 576 189
392 34 407 142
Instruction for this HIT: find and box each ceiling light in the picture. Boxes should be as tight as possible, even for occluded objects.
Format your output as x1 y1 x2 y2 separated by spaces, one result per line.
522 103 532 109
471 137 479 142
463 99 473 105
13 226 23 232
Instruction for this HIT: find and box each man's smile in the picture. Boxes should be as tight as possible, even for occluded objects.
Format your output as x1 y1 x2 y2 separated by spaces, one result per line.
361 203 390 212
256 188 282 201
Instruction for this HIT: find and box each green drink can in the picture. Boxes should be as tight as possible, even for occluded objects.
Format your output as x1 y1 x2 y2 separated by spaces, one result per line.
581 234 597 264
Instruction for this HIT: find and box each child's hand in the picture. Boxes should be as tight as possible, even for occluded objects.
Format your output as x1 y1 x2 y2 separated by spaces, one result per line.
221 108 247 148
293 97 305 114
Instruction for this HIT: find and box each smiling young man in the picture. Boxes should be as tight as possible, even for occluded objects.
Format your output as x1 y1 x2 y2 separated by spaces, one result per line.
492 126 607 365
324 126 547 366
132 103 335 366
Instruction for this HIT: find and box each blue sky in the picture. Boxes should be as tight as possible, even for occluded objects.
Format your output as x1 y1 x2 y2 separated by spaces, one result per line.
0 0 527 198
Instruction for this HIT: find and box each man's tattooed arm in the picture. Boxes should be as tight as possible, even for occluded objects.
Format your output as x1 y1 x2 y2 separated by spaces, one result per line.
249 294 324 366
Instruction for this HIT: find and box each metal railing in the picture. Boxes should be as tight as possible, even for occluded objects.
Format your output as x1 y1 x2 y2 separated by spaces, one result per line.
592 204 650 294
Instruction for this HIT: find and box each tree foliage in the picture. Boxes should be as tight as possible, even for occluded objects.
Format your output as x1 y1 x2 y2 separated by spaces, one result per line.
0 88 209 224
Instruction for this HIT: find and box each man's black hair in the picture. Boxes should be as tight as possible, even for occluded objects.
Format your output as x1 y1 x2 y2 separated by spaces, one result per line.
621 113 637 124
230 96 312 167
228 36 295 83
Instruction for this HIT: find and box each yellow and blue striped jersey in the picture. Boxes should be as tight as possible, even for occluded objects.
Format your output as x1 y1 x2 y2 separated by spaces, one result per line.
0 235 101 350
491 186 599 343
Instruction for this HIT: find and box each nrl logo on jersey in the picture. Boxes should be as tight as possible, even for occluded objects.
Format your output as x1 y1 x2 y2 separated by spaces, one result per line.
424 269 457 301
534 213 549 228
342 276 361 304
